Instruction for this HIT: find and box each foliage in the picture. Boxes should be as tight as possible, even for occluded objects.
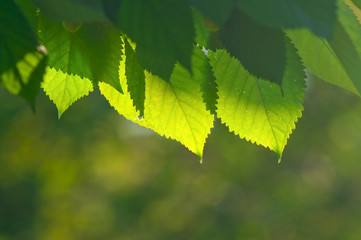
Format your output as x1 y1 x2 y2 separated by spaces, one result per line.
1 0 361 160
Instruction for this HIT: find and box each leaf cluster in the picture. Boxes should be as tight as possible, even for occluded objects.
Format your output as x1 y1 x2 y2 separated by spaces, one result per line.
1 0 361 161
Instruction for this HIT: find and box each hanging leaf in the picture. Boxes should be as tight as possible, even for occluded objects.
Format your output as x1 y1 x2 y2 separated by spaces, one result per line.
100 47 213 160
237 0 337 38
124 37 146 117
220 9 286 85
42 67 94 118
111 0 194 81
38 16 123 93
30 0 107 23
287 0 361 96
209 39 306 159
0 0 38 75
189 0 236 26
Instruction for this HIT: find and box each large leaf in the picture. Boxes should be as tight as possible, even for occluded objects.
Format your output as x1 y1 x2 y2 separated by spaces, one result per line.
287 0 361 95
100 47 214 160
220 9 286 85
209 39 306 159
189 0 235 26
38 17 123 93
112 0 194 81
42 67 94 117
30 0 107 23
237 0 337 38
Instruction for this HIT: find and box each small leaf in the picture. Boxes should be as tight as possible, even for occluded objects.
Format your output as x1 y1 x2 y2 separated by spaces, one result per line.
209 39 306 159
42 67 94 117
100 46 214 159
220 9 286 85
237 0 337 39
38 17 123 93
124 37 145 117
111 0 194 81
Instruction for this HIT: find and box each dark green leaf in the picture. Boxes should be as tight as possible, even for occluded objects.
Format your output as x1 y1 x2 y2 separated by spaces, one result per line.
113 0 194 81
189 0 235 26
237 0 337 38
220 9 286 85
30 0 107 23
0 0 37 74
124 37 145 117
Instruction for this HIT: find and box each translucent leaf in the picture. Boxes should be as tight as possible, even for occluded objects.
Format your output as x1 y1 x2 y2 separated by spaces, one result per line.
38 17 123 93
100 47 214 159
42 67 94 117
209 39 306 159
112 0 194 81
237 0 337 38
287 0 361 96
220 9 286 85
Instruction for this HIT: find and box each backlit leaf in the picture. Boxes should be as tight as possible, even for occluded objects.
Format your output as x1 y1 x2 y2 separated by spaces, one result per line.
42 67 94 117
209 39 306 159
38 16 123 93
287 0 361 96
100 47 214 159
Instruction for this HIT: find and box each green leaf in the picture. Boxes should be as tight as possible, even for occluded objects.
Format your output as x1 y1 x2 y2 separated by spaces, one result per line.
0 0 38 74
19 54 47 109
42 67 94 118
237 0 337 39
38 17 123 93
113 0 194 81
30 0 107 23
198 49 218 115
124 37 145 117
220 9 286 85
209 39 306 159
1 51 46 107
287 0 361 96
100 47 214 159
189 0 235 26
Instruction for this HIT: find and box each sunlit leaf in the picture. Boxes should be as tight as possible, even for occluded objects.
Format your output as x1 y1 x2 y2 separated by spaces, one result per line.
38 16 123 93
287 0 361 96
100 47 213 159
42 67 94 117
209 39 306 159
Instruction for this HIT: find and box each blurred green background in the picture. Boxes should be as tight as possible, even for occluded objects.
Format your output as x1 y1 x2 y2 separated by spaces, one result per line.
1 78 361 240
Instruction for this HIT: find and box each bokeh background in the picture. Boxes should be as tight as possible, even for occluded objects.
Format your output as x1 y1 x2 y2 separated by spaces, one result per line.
1 77 361 240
